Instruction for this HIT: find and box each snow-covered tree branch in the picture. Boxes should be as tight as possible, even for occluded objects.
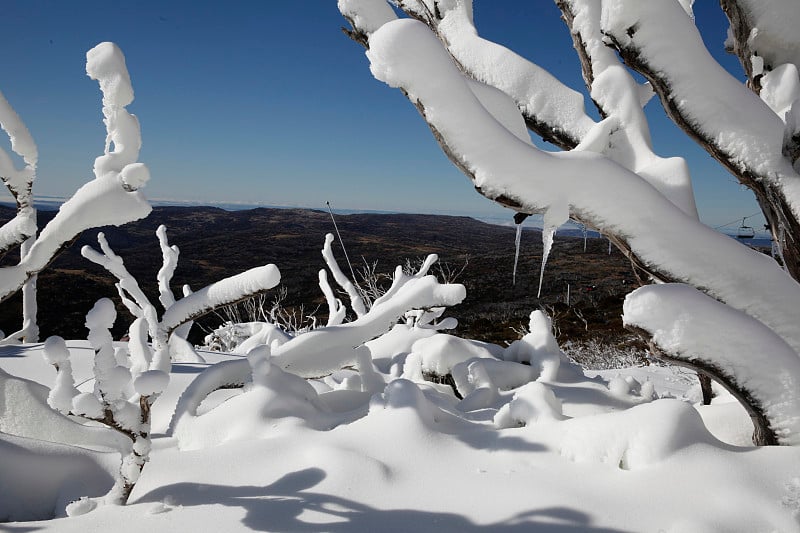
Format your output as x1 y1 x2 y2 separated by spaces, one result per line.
0 42 153 342
82 226 282 355
339 0 800 445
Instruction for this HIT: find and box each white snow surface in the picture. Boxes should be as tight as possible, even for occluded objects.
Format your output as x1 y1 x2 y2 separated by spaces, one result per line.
3 334 800 531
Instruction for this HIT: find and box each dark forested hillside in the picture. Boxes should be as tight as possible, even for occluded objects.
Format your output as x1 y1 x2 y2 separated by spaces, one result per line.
0 205 637 347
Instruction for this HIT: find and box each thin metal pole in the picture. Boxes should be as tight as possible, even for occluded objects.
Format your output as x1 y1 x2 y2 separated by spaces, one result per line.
326 201 360 288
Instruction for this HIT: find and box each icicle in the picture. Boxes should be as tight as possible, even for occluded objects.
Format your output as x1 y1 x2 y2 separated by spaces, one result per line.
537 202 569 299
773 226 790 274
513 222 523 285
608 238 612 255
538 226 555 298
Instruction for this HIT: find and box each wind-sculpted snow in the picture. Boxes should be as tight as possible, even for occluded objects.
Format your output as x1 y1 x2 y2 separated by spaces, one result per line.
624 283 800 445
365 18 800 355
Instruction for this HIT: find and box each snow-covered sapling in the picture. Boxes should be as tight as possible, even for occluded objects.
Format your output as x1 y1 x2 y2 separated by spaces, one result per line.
42 300 169 510
0 42 153 344
82 225 281 362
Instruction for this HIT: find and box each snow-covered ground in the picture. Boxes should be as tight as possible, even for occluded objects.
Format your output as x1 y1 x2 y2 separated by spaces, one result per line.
3 330 799 532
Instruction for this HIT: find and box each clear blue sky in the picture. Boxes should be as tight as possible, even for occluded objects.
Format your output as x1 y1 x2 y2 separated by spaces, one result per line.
0 1 764 230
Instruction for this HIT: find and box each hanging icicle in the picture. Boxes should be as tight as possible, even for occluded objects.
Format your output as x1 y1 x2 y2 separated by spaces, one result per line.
539 227 555 298
538 203 569 299
512 212 528 286
513 223 523 286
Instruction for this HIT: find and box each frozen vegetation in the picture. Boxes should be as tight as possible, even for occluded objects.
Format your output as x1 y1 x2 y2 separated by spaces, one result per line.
2 1 800 531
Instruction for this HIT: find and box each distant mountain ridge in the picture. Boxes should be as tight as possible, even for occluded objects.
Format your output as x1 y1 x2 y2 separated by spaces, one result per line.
0 205 636 346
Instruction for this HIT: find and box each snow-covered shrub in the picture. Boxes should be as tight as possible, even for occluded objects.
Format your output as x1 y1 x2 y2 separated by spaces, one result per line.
203 287 318 352
339 0 800 445
3 224 283 514
82 225 281 361
561 339 650 370
169 234 466 446
0 42 153 344
42 307 166 511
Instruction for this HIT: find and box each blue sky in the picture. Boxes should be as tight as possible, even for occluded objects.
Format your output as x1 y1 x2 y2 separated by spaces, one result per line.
0 1 765 230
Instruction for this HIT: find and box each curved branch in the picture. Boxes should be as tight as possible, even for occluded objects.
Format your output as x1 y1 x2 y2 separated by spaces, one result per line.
599 0 800 279
624 283 800 446
339 0 595 150
364 18 800 355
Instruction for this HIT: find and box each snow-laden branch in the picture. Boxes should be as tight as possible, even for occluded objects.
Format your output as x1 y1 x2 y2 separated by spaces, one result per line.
0 90 37 254
271 273 465 377
159 265 281 339
319 269 346 326
82 233 151 314
340 0 594 149
0 42 152 305
555 0 697 218
601 1 797 193
597 0 800 279
364 18 800 355
156 224 179 310
0 89 37 199
624 284 800 446
721 0 800 91
42 307 170 510
341 1 695 219
84 227 282 352
321 233 366 318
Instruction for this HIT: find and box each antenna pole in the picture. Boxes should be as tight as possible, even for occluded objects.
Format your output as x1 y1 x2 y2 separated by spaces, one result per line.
326 201 360 290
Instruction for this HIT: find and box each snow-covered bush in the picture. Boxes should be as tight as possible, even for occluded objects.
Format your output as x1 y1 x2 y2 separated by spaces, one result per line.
169 233 466 444
0 42 153 344
17 225 283 513
203 287 317 352
82 225 281 361
42 318 163 512
561 338 649 370
339 0 800 445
